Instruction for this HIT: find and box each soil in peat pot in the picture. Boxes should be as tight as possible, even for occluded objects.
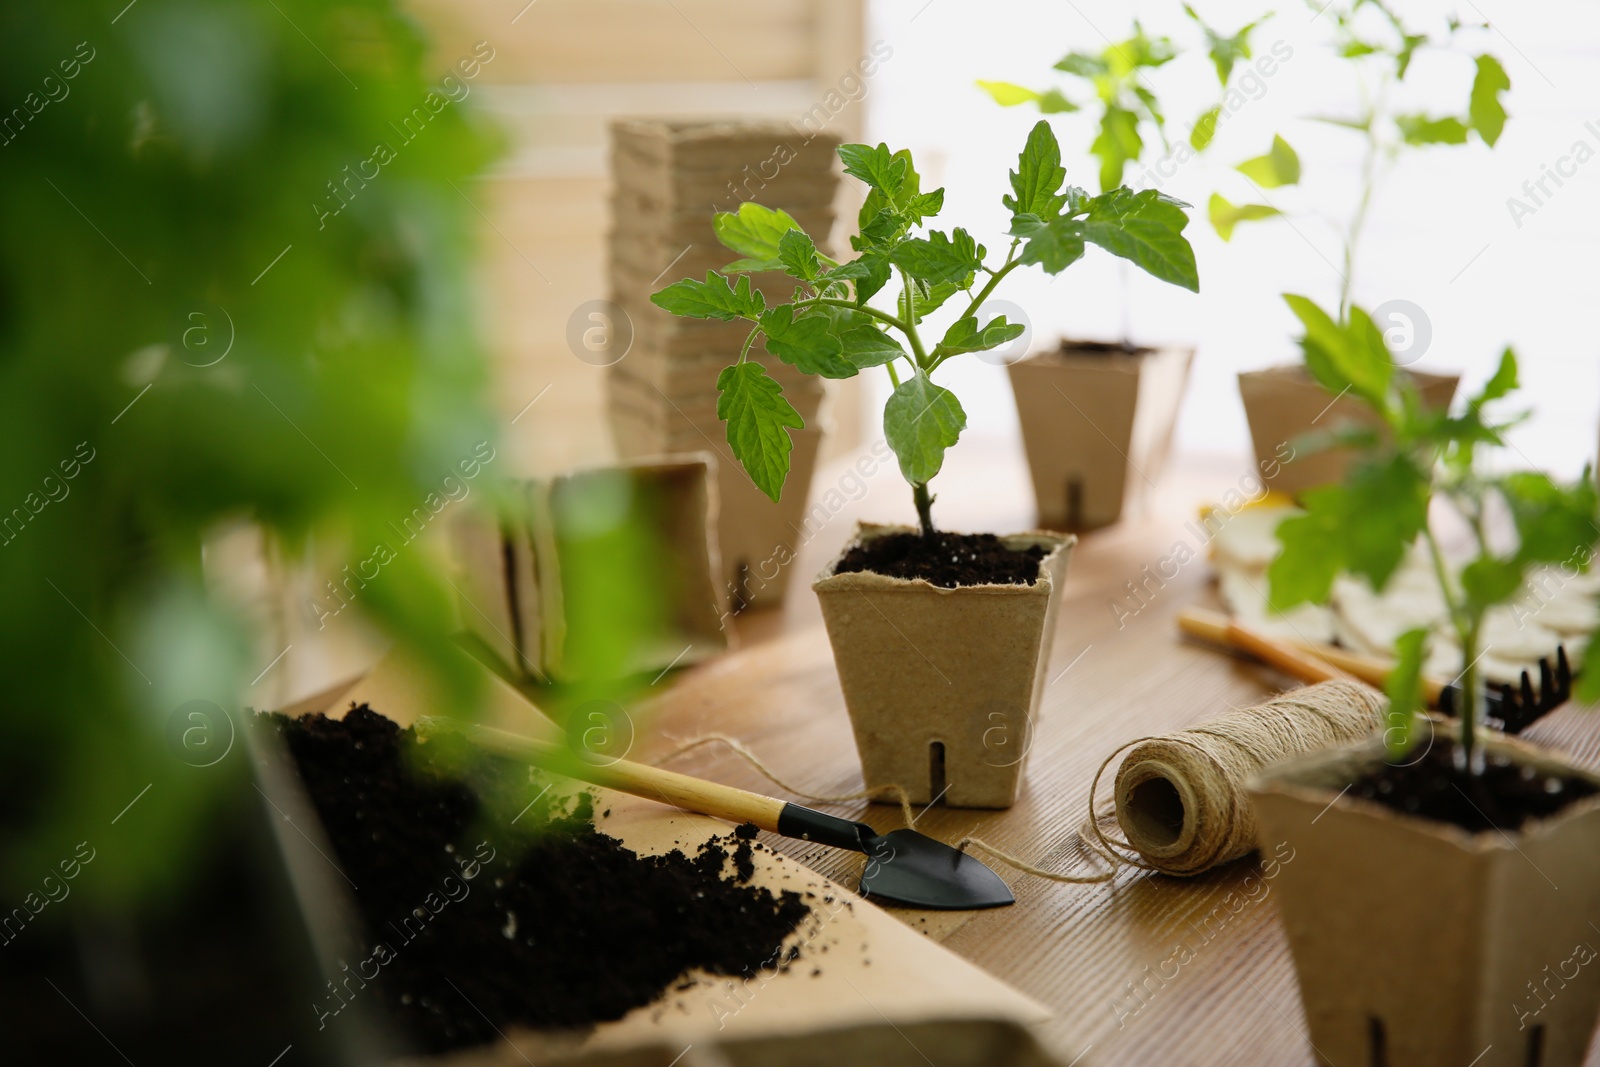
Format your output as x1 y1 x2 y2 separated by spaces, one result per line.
835 530 1046 588
1048 339 1148 358
263 706 810 1053
1348 738 1599 832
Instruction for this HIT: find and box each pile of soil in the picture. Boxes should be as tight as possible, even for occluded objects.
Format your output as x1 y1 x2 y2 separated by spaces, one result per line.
834 531 1046 589
1349 739 1598 832
265 706 809 1053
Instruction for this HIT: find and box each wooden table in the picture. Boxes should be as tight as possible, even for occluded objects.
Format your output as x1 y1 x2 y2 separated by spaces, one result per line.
627 437 1600 1067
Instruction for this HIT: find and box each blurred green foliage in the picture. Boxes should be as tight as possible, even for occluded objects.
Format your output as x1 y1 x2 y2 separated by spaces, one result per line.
1266 307 1600 765
0 0 502 906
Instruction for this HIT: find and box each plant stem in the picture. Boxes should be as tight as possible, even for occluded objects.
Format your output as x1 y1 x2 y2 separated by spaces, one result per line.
896 268 929 369
797 298 911 334
1458 619 1484 773
1339 74 1389 321
928 247 1024 374
1422 524 1478 768
912 481 936 539
737 327 760 364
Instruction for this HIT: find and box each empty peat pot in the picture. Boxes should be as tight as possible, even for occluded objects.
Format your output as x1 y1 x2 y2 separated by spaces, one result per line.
1238 364 1458 497
1249 736 1600 1067
813 522 1074 809
1007 341 1192 531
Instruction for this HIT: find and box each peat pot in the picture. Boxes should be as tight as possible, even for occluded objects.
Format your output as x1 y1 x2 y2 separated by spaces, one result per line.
1248 736 1600 1067
813 523 1074 809
1239 364 1459 497
1007 341 1192 531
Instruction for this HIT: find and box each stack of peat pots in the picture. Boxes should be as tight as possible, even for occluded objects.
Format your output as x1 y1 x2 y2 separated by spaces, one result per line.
607 119 840 611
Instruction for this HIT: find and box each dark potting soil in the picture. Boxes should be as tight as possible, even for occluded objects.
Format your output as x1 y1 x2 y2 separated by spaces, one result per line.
1049 339 1148 358
834 530 1046 588
1348 738 1598 833
265 705 810 1053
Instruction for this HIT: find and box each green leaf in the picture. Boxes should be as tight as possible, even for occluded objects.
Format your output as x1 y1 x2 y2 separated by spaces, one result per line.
1033 89 1078 114
1236 135 1301 187
1208 193 1280 241
1005 120 1069 219
1091 105 1142 192
1396 114 1470 145
1268 501 1346 611
716 362 803 502
1470 54 1510 146
1053 52 1106 78
823 253 892 303
1472 347 1518 410
1342 455 1431 589
1268 455 1430 610
978 79 1042 106
977 81 1079 114
1190 107 1221 151
1503 471 1599 568
1383 628 1429 759
777 229 821 281
838 324 906 369
905 188 945 224
1183 5 1261 87
902 279 964 322
1396 33 1427 79
1282 295 1392 410
1310 113 1372 133
837 142 906 199
651 271 765 321
933 315 1025 359
1009 213 1086 273
712 202 802 261
758 305 854 379
1461 557 1523 612
883 373 966 485
1079 188 1199 292
890 228 982 285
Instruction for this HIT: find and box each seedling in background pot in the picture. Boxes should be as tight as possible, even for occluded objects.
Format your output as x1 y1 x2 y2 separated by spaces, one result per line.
1265 311 1600 769
979 6 1274 193
650 121 1200 537
1214 0 1511 319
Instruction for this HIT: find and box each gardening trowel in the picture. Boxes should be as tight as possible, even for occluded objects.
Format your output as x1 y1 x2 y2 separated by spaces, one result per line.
431 720 1014 911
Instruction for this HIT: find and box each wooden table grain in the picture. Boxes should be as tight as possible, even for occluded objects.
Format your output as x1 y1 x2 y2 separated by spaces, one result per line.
628 437 1600 1067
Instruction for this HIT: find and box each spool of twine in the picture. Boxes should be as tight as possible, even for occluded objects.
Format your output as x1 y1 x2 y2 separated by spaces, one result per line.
1091 678 1387 876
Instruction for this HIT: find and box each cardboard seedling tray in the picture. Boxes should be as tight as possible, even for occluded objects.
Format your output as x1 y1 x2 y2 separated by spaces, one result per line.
286 651 1058 1067
813 523 1075 809
1249 735 1600 1067
449 456 730 683
1007 342 1192 530
1239 364 1459 497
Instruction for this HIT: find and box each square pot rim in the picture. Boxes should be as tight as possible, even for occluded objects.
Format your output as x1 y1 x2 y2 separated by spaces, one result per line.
1247 732 1600 852
1237 363 1460 390
1009 339 1194 371
812 521 1074 595
542 451 717 487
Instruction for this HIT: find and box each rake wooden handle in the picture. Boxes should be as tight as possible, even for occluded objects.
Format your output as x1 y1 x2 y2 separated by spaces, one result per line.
1178 607 1446 701
448 721 788 833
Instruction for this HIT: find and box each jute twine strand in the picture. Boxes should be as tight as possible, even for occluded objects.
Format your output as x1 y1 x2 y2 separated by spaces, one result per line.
652 679 1386 884
652 733 920 825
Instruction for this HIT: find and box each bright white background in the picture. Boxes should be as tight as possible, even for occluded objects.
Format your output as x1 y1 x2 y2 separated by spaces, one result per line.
856 0 1600 478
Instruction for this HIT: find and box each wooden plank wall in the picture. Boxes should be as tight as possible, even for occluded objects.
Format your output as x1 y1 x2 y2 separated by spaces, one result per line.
231 0 873 712
407 0 871 477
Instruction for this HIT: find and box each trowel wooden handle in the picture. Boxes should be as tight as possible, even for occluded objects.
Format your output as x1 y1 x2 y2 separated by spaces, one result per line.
457 722 788 833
